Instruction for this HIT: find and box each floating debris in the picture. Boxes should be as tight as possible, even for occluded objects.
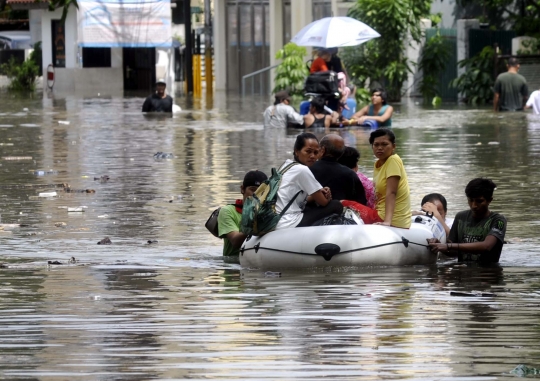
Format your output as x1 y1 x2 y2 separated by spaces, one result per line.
153 152 174 160
58 120 70 125
33 170 59 176
450 291 496 297
510 364 540 377
265 271 282 278
147 240 158 244
2 156 32 161
94 175 110 183
67 207 85 212
97 237 112 245
54 222 67 227
38 191 57 198
47 260 62 265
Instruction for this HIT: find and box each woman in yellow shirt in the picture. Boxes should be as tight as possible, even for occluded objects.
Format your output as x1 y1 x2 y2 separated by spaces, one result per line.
342 128 411 228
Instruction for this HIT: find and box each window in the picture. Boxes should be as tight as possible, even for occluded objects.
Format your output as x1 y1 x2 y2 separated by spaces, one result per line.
82 48 111 67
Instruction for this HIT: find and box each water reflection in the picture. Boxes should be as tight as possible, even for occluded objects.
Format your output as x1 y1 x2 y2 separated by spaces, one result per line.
1 91 540 379
3 264 539 379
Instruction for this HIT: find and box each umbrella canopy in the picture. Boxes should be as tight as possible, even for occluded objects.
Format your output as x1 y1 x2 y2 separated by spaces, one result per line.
291 16 380 48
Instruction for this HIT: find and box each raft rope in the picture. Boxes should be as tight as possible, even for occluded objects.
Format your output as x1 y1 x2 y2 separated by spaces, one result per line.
241 236 430 257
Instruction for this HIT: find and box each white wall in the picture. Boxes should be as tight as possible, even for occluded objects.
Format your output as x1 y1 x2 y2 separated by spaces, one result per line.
269 0 283 89
41 8 78 73
430 0 458 28
156 47 176 92
29 10 43 46
213 0 226 90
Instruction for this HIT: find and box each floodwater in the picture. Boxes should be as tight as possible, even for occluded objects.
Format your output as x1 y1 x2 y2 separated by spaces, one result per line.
0 90 539 380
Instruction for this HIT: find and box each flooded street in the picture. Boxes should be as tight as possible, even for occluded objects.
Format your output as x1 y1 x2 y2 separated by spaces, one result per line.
1 91 539 380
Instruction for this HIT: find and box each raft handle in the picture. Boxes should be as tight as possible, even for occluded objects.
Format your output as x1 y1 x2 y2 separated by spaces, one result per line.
314 243 341 261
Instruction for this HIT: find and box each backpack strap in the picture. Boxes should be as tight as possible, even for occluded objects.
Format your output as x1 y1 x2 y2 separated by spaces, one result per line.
277 161 302 217
278 161 298 175
278 189 303 217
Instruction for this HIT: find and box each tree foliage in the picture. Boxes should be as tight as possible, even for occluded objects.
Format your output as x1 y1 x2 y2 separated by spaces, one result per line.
450 46 495 104
343 0 431 101
0 42 41 92
456 0 540 38
418 30 452 103
48 0 78 23
273 43 309 97
1 56 39 92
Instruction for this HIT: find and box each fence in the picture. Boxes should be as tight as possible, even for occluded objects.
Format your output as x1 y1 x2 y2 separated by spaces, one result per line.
424 28 458 101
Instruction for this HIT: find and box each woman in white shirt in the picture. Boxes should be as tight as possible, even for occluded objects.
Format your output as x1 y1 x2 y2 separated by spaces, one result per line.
275 132 343 229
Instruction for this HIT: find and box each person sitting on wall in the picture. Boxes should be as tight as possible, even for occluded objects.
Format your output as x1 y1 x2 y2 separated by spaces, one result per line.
218 170 268 256
427 178 507 263
142 79 173 112
263 90 304 128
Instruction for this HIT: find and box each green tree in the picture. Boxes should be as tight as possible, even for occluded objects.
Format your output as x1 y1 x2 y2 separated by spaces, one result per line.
344 0 432 101
450 46 495 104
273 43 309 97
418 30 452 103
1 56 39 92
456 0 540 38
48 0 78 23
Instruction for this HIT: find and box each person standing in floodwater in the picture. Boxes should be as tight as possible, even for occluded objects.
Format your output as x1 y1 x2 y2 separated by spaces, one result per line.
428 178 507 263
142 79 173 112
493 57 528 112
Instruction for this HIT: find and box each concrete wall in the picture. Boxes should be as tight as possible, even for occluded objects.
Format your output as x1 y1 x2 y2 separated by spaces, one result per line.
53 68 123 92
156 47 176 92
457 19 479 78
41 8 78 74
213 0 226 90
40 7 174 93
29 10 43 46
405 19 432 97
430 0 458 28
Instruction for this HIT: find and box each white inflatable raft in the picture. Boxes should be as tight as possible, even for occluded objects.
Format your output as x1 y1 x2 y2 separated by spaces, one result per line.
239 215 446 269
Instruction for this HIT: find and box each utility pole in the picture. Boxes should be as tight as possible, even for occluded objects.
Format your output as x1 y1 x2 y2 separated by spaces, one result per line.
184 0 193 93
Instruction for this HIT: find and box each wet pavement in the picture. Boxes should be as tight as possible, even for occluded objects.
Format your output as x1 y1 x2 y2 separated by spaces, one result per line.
0 90 539 380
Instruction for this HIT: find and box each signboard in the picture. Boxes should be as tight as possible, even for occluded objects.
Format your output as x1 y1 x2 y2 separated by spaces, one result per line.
77 0 172 48
52 20 66 67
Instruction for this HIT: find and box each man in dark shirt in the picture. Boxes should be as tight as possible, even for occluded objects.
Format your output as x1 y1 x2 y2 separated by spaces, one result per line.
428 178 507 263
142 79 173 112
493 57 528 112
310 134 367 205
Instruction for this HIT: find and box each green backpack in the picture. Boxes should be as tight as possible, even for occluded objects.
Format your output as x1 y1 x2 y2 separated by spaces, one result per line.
241 162 302 237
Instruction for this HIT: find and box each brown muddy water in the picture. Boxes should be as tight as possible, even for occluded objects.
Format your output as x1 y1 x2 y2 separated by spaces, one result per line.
0 91 539 380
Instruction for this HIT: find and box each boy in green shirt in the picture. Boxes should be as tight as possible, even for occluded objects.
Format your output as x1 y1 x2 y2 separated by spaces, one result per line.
428 178 507 263
217 170 267 256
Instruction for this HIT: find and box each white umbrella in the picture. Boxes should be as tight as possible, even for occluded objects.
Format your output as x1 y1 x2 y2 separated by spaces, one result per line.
291 16 380 48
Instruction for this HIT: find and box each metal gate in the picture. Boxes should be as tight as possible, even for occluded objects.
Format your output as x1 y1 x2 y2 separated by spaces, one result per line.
425 28 458 101
226 0 270 93
469 29 516 58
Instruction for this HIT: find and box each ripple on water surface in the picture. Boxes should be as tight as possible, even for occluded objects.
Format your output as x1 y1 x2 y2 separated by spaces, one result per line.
0 93 539 380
